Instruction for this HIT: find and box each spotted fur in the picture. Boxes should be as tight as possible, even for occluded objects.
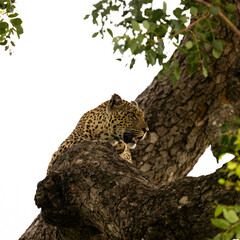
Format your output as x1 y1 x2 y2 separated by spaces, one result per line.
47 94 148 174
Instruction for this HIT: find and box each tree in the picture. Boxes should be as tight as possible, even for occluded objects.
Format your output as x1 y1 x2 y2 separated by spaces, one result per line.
0 0 23 54
17 0 240 239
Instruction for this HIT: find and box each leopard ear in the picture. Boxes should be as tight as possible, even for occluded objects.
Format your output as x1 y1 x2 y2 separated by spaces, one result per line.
107 94 123 113
131 101 138 107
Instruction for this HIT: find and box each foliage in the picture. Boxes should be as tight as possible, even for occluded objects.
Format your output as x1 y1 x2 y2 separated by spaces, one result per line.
0 0 23 55
210 117 240 240
85 0 238 85
210 204 240 240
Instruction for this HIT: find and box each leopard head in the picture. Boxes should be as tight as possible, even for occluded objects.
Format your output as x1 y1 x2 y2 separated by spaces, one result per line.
106 94 149 149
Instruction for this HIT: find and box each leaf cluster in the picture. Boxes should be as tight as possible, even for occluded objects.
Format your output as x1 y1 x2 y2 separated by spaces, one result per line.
211 204 240 240
0 0 23 55
210 117 240 239
210 204 240 240
85 0 237 85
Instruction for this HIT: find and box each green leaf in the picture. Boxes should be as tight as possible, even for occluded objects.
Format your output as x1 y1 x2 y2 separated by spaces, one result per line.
163 1 167 15
10 41 15 46
225 4 236 13
211 218 230 230
222 232 234 240
132 20 141 31
213 233 222 240
213 48 222 59
144 8 152 17
84 14 90 20
0 39 7 45
169 73 178 86
0 22 9 34
170 19 185 35
129 39 137 53
158 41 165 56
147 49 156 65
206 31 214 42
223 209 239 224
234 206 240 213
186 51 198 73
215 205 224 217
93 2 102 9
212 0 221 6
111 5 119 11
173 8 183 18
218 178 226 185
186 62 198 74
227 161 237 170
138 32 145 41
236 225 240 238
236 166 240 178
8 13 18 18
209 6 219 16
92 32 99 38
213 40 224 52
202 66 208 77
155 24 168 37
10 18 22 27
142 20 149 30
174 66 181 81
190 6 198 16
16 25 23 36
143 0 152 3
185 41 193 49
152 9 164 21
107 28 113 37
129 58 135 69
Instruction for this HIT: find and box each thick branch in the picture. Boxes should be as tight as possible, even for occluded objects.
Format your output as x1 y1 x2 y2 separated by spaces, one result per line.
24 142 240 240
133 0 240 184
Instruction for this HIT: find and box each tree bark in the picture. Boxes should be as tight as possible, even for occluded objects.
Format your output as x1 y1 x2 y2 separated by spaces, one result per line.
20 142 240 240
20 0 240 239
133 0 240 184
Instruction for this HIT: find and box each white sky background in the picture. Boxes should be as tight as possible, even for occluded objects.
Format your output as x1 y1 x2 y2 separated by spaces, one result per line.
0 1 233 239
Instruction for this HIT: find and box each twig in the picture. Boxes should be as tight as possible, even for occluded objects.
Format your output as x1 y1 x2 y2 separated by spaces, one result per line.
195 0 211 8
218 7 240 38
170 13 210 39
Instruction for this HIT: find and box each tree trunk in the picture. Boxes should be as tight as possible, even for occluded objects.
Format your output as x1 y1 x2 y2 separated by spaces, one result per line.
20 1 240 239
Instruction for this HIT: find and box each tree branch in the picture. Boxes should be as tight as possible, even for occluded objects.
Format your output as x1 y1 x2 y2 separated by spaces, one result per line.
30 142 240 240
218 6 240 38
195 0 211 8
170 13 210 40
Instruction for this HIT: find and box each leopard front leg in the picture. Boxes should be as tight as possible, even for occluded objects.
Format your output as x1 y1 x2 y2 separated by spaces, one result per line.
113 141 132 163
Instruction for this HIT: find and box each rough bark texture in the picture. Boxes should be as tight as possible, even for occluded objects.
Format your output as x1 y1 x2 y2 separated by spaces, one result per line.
21 142 240 240
20 1 240 239
132 0 240 184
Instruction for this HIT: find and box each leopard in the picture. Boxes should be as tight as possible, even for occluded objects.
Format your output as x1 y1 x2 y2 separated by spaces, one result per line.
47 94 149 174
